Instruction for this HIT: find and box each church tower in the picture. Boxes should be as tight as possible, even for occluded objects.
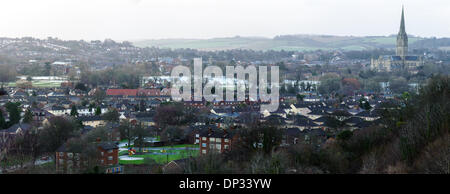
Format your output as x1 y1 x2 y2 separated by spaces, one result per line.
371 6 423 72
396 6 408 58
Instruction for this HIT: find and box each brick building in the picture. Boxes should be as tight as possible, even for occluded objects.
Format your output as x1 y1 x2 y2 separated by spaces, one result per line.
55 142 119 173
198 128 237 155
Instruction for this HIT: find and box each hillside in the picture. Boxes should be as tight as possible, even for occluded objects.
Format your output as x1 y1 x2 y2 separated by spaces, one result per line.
132 34 434 51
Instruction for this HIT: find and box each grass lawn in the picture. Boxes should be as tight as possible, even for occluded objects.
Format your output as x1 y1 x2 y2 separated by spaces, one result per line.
151 144 198 149
121 143 197 149
119 144 199 165
7 81 62 88
118 160 143 165
36 161 55 169
119 150 128 156
135 151 198 164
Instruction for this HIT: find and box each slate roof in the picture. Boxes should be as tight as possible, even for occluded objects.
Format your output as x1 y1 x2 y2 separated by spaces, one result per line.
329 110 352 117
391 55 420 61
345 116 365 124
355 109 381 117
98 142 119 150
296 119 319 127
405 56 419 61
78 115 104 122
355 121 374 128
0 123 32 134
56 144 67 152
13 91 28 96
198 128 236 139
285 128 302 136
51 105 65 110
314 116 328 122
308 108 326 115
264 114 286 125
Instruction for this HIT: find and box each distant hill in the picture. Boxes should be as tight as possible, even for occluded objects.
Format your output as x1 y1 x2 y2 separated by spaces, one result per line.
132 34 450 51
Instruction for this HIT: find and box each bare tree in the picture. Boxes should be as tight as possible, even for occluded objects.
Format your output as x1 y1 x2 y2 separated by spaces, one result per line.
0 64 17 88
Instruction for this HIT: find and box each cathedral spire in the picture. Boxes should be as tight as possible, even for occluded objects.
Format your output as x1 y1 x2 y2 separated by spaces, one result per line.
396 6 408 57
399 5 406 35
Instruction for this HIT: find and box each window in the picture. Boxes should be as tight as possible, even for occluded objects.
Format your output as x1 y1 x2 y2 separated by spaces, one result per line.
67 153 73 158
215 138 221 143
107 150 113 154
202 143 207 148
108 156 113 161
210 137 215 142
202 150 206 154
101 152 104 156
202 137 206 141
209 144 215 149
224 139 229 143
224 145 229 150
195 139 199 144
195 134 199 138
59 152 65 157
215 144 221 150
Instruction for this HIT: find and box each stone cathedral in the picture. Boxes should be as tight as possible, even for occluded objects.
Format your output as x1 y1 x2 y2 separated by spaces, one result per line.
371 7 424 72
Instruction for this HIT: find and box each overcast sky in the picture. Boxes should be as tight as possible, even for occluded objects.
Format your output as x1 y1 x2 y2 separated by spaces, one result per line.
0 0 449 41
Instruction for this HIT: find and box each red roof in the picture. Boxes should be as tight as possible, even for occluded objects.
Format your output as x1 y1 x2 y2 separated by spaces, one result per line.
106 89 138 96
106 88 165 96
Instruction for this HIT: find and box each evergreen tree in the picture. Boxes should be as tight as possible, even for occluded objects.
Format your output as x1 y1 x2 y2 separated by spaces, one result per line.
363 101 371 110
5 102 21 126
0 109 6 129
44 62 51 76
359 99 372 110
95 107 102 116
70 105 79 117
280 83 287 94
88 103 95 112
300 82 306 92
296 94 305 102
0 87 7 96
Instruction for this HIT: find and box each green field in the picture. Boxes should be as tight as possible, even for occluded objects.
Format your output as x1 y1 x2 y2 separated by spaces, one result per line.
120 151 198 165
119 144 199 165
271 46 332 52
7 81 62 88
